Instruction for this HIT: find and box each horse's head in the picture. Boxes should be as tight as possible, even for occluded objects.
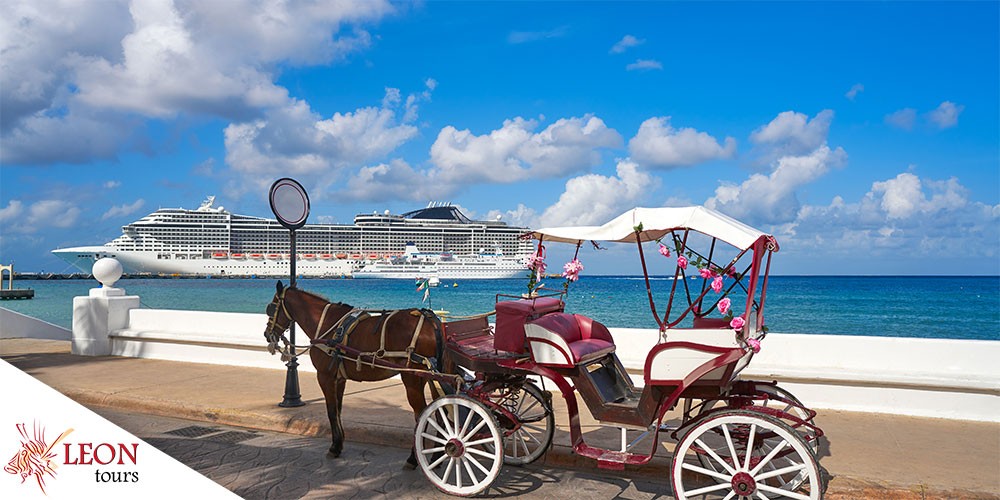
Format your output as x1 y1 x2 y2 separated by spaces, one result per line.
264 281 292 350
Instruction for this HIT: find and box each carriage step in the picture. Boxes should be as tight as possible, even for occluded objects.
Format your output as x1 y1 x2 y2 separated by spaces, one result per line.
596 451 628 470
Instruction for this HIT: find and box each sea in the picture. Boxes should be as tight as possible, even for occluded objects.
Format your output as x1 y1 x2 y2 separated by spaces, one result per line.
2 276 998 342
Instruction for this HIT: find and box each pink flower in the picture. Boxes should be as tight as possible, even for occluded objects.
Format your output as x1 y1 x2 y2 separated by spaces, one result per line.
730 316 746 331
658 244 670 257
746 338 761 353
677 256 688 269
711 276 724 293
562 258 584 282
718 297 731 315
699 268 714 279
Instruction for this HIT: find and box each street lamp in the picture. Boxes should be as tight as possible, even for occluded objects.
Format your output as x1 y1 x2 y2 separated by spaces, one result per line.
268 178 310 408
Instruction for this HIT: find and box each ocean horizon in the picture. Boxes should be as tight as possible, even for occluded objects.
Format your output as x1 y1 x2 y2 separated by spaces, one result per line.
3 275 997 342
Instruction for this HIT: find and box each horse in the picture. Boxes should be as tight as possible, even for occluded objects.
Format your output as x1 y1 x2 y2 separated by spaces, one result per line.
262 281 451 468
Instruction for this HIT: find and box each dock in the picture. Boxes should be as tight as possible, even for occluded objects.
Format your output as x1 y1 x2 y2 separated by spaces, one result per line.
1 264 34 299
0 289 34 300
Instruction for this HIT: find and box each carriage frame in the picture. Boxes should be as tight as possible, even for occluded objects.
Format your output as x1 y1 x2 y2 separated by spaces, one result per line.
412 206 827 498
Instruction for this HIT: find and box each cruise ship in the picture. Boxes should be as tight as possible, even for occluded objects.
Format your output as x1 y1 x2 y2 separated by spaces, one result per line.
52 197 534 279
353 242 526 279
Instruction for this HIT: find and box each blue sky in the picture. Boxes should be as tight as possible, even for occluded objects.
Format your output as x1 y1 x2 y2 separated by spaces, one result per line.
1 1 997 275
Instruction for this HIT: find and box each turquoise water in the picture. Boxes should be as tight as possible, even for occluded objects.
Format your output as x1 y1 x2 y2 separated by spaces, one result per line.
2 276 998 341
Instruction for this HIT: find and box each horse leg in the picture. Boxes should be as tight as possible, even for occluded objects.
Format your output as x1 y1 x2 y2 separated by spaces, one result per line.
319 370 348 458
401 373 429 470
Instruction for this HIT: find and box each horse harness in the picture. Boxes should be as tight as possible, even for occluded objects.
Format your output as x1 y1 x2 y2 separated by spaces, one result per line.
309 303 444 379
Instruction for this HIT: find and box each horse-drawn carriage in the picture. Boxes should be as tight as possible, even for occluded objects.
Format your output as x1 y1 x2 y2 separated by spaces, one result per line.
265 206 825 499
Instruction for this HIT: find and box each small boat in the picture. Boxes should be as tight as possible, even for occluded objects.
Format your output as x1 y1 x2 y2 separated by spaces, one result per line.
321 254 333 260
212 252 228 259
336 253 348 259
303 254 316 259
231 253 245 259
350 254 362 260
428 277 441 287
250 253 264 260
369 253 379 259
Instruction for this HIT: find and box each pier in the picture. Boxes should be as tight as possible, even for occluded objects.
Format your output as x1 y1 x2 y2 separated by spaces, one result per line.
0 264 33 300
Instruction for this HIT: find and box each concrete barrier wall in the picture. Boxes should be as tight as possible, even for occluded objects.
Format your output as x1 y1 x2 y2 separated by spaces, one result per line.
41 295 1000 422
604 326 999 421
0 307 71 340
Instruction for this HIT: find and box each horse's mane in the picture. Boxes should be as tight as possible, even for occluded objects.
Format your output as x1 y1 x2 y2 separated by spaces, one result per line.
289 286 352 310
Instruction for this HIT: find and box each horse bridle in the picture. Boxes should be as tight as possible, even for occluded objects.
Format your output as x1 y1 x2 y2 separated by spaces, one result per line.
264 288 293 352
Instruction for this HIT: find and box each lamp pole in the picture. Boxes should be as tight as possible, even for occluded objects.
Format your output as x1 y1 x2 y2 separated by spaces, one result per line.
269 178 309 408
279 227 304 407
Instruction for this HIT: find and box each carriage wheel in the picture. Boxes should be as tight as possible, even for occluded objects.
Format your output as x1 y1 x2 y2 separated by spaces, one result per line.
415 395 503 497
698 384 820 491
488 381 554 465
671 410 822 500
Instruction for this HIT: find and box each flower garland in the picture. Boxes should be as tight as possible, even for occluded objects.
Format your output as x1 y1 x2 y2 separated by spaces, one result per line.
651 237 760 353
523 245 584 295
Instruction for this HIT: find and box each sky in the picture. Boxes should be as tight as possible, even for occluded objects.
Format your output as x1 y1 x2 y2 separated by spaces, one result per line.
1 1 998 275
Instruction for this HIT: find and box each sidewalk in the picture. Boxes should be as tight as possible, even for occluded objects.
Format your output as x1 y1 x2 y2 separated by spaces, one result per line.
2 338 998 499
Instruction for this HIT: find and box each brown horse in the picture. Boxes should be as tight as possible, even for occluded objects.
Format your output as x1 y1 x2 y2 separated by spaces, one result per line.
263 281 449 468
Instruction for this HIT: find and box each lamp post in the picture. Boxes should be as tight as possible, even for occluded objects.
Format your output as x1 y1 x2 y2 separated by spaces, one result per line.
268 178 310 408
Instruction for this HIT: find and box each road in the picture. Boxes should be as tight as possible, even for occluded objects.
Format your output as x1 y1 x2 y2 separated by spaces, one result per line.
93 407 675 499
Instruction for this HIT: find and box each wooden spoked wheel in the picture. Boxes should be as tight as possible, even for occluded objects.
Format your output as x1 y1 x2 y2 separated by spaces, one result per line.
415 395 503 497
698 384 821 490
488 381 554 465
671 410 823 500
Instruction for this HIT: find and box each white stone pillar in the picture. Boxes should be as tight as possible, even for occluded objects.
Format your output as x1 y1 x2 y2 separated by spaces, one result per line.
71 258 139 356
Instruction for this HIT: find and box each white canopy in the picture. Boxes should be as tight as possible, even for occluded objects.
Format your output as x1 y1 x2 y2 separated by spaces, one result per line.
528 206 776 252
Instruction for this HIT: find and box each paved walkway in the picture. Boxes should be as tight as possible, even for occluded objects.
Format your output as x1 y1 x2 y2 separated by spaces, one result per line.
2 338 998 499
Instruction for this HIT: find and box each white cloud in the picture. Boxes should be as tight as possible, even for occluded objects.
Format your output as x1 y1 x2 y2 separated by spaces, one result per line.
2 199 82 233
223 87 422 196
870 172 968 219
429 115 623 184
340 159 449 202
750 110 834 159
626 59 662 71
538 160 657 227
486 204 540 230
507 26 569 44
885 108 917 130
845 83 864 100
780 173 996 266
101 199 146 220
0 200 25 223
104 181 122 189
706 145 847 224
1 0 395 165
926 101 964 129
610 35 644 54
628 117 736 169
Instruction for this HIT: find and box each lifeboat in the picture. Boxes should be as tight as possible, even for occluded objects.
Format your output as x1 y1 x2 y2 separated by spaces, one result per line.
231 253 245 259
368 253 379 259
267 253 281 260
212 252 228 259
350 254 362 260
336 253 348 259
321 254 333 260
250 253 264 260
302 254 316 260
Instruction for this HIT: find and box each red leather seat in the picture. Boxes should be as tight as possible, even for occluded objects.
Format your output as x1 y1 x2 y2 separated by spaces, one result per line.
525 313 616 366
494 297 564 353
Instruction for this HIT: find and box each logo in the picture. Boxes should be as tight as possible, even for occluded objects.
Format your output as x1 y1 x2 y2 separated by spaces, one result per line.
4 422 74 495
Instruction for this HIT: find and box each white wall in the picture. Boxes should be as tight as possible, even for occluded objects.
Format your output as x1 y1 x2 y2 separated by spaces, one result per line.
54 298 1000 422
1 307 71 340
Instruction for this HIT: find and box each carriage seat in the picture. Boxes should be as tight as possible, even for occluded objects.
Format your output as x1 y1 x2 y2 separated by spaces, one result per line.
524 313 616 367
494 297 564 353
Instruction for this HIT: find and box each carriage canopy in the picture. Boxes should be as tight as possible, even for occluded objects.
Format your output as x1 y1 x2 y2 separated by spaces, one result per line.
527 206 778 252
